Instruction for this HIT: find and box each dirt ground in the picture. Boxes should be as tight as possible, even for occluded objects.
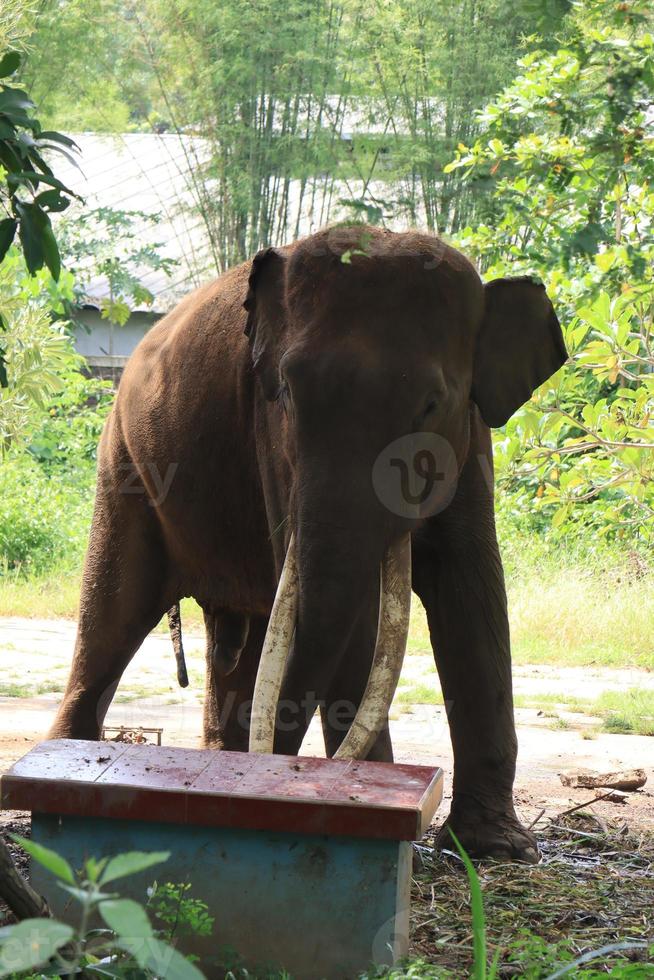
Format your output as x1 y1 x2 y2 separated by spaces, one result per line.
1 617 653 974
1 616 653 831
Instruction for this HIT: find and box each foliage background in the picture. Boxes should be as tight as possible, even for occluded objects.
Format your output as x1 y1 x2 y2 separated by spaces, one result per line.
0 3 653 976
0 0 652 639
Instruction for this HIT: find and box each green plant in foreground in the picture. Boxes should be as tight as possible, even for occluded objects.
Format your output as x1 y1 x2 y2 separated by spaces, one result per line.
1 837 652 979
448 830 500 980
0 50 78 280
148 880 214 954
0 838 205 978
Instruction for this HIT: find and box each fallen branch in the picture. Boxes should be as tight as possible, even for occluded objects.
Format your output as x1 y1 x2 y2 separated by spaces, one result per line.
560 769 647 792
527 807 547 831
557 792 625 821
0 837 50 921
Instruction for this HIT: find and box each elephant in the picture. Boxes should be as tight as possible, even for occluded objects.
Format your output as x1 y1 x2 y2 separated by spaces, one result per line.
49 225 567 862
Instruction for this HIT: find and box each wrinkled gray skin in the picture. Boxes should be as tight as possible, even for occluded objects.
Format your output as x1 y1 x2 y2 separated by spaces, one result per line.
50 226 567 861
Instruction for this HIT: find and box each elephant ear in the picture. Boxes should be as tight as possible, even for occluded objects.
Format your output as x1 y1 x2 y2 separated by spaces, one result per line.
471 276 567 428
243 246 287 400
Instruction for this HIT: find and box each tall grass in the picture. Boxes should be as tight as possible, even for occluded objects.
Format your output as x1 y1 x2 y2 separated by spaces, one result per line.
508 564 653 669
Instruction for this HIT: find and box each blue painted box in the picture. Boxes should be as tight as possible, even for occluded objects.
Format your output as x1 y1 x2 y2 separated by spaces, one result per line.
2 740 443 979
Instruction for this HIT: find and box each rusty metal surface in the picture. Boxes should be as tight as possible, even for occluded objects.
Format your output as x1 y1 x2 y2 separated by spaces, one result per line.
2 739 443 841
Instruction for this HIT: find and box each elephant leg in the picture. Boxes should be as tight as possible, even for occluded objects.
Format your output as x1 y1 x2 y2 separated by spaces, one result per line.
412 410 538 863
320 589 393 763
203 613 267 750
48 490 171 741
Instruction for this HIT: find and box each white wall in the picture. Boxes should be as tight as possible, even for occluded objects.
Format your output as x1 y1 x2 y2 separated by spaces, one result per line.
73 308 159 359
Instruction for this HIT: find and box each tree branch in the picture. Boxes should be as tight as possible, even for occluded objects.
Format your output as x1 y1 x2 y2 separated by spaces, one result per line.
0 837 50 921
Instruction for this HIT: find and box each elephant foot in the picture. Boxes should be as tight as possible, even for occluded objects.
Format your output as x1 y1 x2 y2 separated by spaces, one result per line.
435 794 539 864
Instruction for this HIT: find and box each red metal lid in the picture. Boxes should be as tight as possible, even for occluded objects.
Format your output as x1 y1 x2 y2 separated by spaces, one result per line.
1 739 443 841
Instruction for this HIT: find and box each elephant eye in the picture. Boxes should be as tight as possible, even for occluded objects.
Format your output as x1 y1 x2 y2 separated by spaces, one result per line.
413 395 439 432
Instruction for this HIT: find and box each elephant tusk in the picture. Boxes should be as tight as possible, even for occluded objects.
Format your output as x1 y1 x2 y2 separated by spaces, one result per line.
249 533 299 753
334 533 411 760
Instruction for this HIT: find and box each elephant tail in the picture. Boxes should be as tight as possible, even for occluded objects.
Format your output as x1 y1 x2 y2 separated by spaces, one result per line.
167 603 189 688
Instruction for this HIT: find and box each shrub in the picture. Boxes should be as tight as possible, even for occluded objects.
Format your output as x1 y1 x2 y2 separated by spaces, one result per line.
0 839 206 979
0 453 94 574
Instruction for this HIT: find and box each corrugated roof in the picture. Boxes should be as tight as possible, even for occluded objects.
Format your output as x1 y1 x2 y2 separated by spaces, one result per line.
55 132 216 313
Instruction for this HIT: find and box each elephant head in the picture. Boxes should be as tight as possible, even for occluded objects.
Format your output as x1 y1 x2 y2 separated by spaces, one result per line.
243 226 566 757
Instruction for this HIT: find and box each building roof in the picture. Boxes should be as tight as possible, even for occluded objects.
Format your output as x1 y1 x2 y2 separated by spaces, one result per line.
55 132 216 313
54 129 414 317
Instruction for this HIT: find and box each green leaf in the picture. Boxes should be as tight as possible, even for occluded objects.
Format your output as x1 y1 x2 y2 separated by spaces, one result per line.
489 943 502 980
0 919 73 977
100 298 131 326
99 851 170 886
0 141 22 178
10 835 75 884
58 882 97 904
595 250 615 273
448 829 487 980
552 504 572 529
35 189 71 213
12 170 74 195
0 86 35 116
0 52 20 79
40 214 61 280
14 201 44 274
0 218 17 262
14 201 61 279
38 131 79 150
118 937 207 979
99 898 153 947
443 155 474 173
26 147 54 177
85 855 109 883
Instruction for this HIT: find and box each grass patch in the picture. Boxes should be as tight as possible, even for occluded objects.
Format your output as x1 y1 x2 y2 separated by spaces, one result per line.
514 686 654 736
2 528 652 674
114 690 172 703
507 565 654 670
0 565 83 619
514 691 589 713
407 815 654 978
395 683 443 706
0 568 207 627
403 562 654 671
596 688 654 736
407 602 431 655
0 679 64 697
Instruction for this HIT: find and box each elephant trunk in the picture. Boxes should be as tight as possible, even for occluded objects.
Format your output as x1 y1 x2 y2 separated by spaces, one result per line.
248 529 411 759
